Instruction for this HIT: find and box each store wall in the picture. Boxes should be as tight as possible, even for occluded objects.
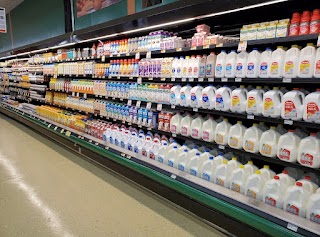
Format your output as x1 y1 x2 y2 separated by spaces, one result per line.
135 0 178 13
0 15 12 52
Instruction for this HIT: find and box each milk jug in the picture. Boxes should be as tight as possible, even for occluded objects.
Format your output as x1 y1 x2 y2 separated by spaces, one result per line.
303 89 320 123
201 85 216 110
196 55 207 78
259 165 276 180
284 167 304 180
298 43 316 78
281 89 305 120
307 192 320 223
298 176 319 193
246 49 261 78
175 149 189 170
298 133 320 168
262 87 283 118
180 113 192 137
201 153 227 182
283 45 300 78
170 113 182 134
303 173 320 186
277 170 296 186
263 175 291 208
245 170 268 201
177 147 200 171
214 158 240 188
170 85 182 105
269 46 286 78
215 86 232 111
314 47 320 78
191 115 204 139
246 86 264 115
186 152 201 176
180 84 192 107
284 182 312 217
277 130 301 162
182 56 190 78
190 85 204 108
205 52 216 78
225 50 237 78
243 161 258 174
230 85 248 113
259 126 281 157
215 50 227 78
175 56 184 78
230 165 250 194
157 141 168 163
215 118 232 145
187 55 195 78
259 48 272 78
171 57 179 77
235 51 248 78
201 116 217 142
228 121 247 149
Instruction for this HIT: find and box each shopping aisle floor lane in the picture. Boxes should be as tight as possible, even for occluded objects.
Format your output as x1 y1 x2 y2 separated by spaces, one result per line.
0 114 227 237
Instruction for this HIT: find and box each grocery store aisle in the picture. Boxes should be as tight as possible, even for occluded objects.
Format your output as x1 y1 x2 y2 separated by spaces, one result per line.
0 114 227 237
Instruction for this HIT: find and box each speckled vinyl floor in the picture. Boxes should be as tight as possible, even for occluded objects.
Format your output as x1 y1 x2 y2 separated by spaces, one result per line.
0 114 227 237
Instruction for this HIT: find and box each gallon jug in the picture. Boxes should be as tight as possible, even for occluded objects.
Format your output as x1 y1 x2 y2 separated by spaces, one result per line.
170 85 182 105
182 56 190 78
298 43 316 78
283 45 300 78
235 51 248 78
215 86 232 111
228 121 247 149
298 176 319 193
259 165 276 180
230 85 248 113
262 87 283 118
170 113 182 134
176 56 184 78
177 147 201 171
246 48 261 78
277 130 301 162
260 126 281 157
205 52 216 78
298 133 320 168
269 46 286 78
180 113 192 137
245 170 268 201
263 175 291 208
188 150 212 177
201 116 217 142
314 47 320 78
284 167 304 180
180 84 192 107
303 89 320 123
190 85 204 108
171 57 179 77
201 85 216 110
303 173 320 186
157 141 168 163
243 160 258 175
191 115 204 139
284 181 312 217
192 55 203 78
230 165 250 194
215 50 227 78
215 118 232 145
277 170 296 186
259 48 272 78
186 152 201 176
187 55 196 78
306 192 320 223
246 86 264 115
214 158 240 188
225 50 237 78
201 153 227 182
175 149 189 170
281 88 305 120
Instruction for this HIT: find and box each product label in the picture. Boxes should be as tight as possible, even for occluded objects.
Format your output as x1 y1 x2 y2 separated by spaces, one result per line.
216 178 224 187
202 131 210 141
246 189 257 199
279 148 291 160
247 96 257 111
142 149 147 157
190 168 197 176
171 125 178 134
306 102 320 120
310 213 320 224
300 60 311 75
202 94 209 107
215 133 224 144
284 100 297 118
286 204 299 215
300 152 314 166
202 172 211 181
134 146 139 153
172 67 176 74
180 92 186 105
284 61 294 75
128 143 133 151
236 63 243 73
170 92 176 103
216 64 223 74
177 67 181 75
182 67 187 76
193 67 198 75
300 22 310 35
181 126 188 136
229 136 239 148
270 61 279 75
315 60 320 76
226 63 232 74
168 160 174 167
149 151 155 160
188 66 193 75
199 66 205 77
215 94 224 109
191 93 197 103
191 129 199 138
263 98 274 114
261 144 272 156
158 156 164 163
231 95 240 110
265 196 277 206
244 140 255 152
230 182 240 192
178 164 185 171
206 64 212 76
247 62 255 74
121 141 126 148
260 62 268 75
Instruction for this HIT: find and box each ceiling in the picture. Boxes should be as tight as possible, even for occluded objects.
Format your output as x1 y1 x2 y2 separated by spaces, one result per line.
0 0 24 13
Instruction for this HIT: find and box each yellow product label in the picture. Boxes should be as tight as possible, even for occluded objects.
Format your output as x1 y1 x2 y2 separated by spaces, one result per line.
247 97 256 109
229 137 239 148
244 140 255 152
300 60 311 75
231 96 240 108
231 182 240 192
261 144 272 156
270 62 279 74
215 134 224 144
263 98 274 111
216 178 224 187
284 61 294 74
247 189 257 199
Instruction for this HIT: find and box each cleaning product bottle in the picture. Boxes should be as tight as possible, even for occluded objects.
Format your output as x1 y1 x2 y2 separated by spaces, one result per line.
298 43 316 78
180 113 193 137
235 51 248 78
283 45 300 78
314 47 320 78
259 48 272 78
297 133 320 169
201 85 217 110
246 48 261 78
262 87 283 118
269 46 286 78
215 50 227 78
263 175 291 208
215 86 232 111
170 84 182 105
303 89 320 123
191 115 204 140
205 52 216 78
230 85 248 113
230 165 250 194
228 121 247 149
246 86 264 115
225 50 238 78
201 116 217 142
259 126 281 157
190 84 204 108
245 170 268 201
281 88 305 120
277 130 302 163
180 84 192 107
215 118 232 145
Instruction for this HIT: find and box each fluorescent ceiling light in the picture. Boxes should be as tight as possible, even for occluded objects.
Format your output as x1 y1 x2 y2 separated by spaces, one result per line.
31 48 49 54
17 52 30 56
78 33 119 43
49 42 76 50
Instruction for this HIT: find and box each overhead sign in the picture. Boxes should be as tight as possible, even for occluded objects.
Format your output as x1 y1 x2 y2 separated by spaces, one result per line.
0 8 6 33
76 0 121 18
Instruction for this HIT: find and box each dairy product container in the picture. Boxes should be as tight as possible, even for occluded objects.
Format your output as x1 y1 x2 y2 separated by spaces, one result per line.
228 121 247 149
230 165 250 194
281 89 305 120
157 141 168 163
262 87 283 118
215 86 232 111
215 50 227 78
298 176 319 193
259 126 281 157
201 116 217 142
230 85 248 113
170 113 182 134
180 113 192 137
181 56 189 78
205 52 216 78
235 51 248 78
307 192 320 224
245 170 268 201
177 147 200 171
259 48 272 78
225 50 237 78
215 118 231 145
259 165 276 180
246 86 264 115
186 152 211 177
277 170 296 186
284 167 304 180
214 158 240 188
297 133 320 169
171 57 179 77
283 45 300 78
298 43 316 78
190 85 204 108
263 175 291 208
314 47 320 78
201 153 227 182
170 85 182 105
277 130 301 163
175 149 189 170
191 116 204 139
243 161 258 175
269 46 286 78
180 84 192 107
201 85 216 110
246 49 261 78
303 89 320 123
187 55 195 78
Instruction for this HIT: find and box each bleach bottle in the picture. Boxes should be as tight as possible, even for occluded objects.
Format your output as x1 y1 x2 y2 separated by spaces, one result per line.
269 46 286 78
259 48 272 78
230 85 248 113
190 84 204 108
246 86 264 115
303 89 320 123
215 86 232 111
281 88 305 120
215 50 227 78
262 87 283 118
283 45 300 78
228 121 247 149
235 51 248 78
246 48 261 78
201 85 217 110
225 50 237 78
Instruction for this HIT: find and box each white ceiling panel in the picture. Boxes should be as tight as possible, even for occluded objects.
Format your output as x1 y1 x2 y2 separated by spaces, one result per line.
0 0 24 13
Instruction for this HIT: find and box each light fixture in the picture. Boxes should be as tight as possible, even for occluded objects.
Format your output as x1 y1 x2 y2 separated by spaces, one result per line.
78 33 119 44
49 42 76 50
31 48 50 54
16 51 30 56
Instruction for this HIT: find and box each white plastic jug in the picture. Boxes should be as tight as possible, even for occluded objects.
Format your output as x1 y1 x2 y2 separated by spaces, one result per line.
303 89 320 123
277 170 296 185
284 181 312 217
262 87 283 118
215 118 232 145
188 150 212 177
187 55 196 78
157 141 168 163
201 117 217 142
205 52 216 78
244 161 258 175
259 165 276 180
215 50 227 78
281 89 305 120
170 85 182 105
215 86 232 111
307 192 320 223
269 46 286 78
284 167 304 180
186 152 201 176
235 51 248 78
164 145 179 165
176 56 184 78
201 85 216 110
182 56 189 78
298 176 319 193
180 113 192 137
214 158 240 188
298 133 320 169
170 113 182 134
259 126 281 157
263 175 290 208
259 48 272 78
192 55 203 78
314 47 320 78
277 130 301 162
228 121 247 149
190 85 204 108
298 43 316 78
225 50 237 78
175 149 189 170
179 84 192 107
201 153 227 182
246 49 261 78
230 165 250 194
283 45 300 78
246 86 264 115
191 115 204 139
230 85 248 113
245 170 268 201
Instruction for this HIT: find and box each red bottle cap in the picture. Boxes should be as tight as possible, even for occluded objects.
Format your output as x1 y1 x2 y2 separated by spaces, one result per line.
274 175 280 180
296 182 302 186
304 175 311 180
282 170 289 174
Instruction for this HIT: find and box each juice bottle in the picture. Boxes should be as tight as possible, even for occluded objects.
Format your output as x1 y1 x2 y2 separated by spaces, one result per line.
310 9 320 34
289 12 300 36
299 10 311 35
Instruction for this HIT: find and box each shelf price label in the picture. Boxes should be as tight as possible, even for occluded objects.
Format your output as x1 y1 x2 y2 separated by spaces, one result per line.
146 51 152 59
237 40 247 52
198 78 204 82
60 129 65 134
146 102 152 109
235 78 242 82
136 101 141 108
65 131 71 137
157 104 162 111
127 100 132 106
317 34 320 47
135 52 140 59
137 77 142 84
283 78 292 83
208 78 214 82
221 78 228 82
176 48 182 52
189 78 194 82
284 120 293 125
